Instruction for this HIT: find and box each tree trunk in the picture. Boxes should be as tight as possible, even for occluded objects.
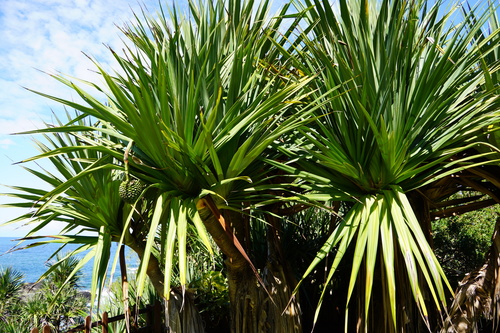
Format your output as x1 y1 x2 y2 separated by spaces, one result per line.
408 192 443 332
127 237 205 333
228 209 302 333
231 260 302 333
167 288 206 333
197 196 302 333
350 249 431 333
441 217 500 333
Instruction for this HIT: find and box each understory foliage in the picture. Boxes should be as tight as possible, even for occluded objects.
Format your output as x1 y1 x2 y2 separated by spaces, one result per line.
2 0 500 332
433 203 500 288
0 256 87 333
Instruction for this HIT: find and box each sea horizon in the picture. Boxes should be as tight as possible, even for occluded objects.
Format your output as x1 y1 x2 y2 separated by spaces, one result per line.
0 236 139 290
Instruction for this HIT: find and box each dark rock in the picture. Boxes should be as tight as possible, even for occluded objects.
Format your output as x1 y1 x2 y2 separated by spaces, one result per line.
79 290 91 300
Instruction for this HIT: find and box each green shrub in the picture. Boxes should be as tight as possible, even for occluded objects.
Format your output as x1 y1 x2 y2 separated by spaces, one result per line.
433 204 500 288
0 254 88 333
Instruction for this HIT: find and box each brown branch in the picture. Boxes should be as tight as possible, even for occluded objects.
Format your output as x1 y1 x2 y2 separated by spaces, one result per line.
119 245 131 333
458 178 500 204
127 239 166 297
431 195 484 209
196 196 276 308
195 197 246 268
199 196 271 299
468 166 500 189
431 198 497 220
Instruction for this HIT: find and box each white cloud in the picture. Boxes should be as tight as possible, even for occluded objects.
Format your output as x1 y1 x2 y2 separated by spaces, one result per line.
0 0 161 112
0 0 166 150
0 0 164 236
0 115 45 135
0 138 15 149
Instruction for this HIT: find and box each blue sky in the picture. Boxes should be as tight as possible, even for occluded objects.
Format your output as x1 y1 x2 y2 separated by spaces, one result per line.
0 0 291 237
0 0 497 237
0 0 167 237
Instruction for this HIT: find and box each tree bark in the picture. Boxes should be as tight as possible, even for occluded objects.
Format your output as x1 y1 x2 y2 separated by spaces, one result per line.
127 237 167 298
197 196 303 333
196 197 250 308
127 237 205 333
167 288 205 333
441 217 500 333
231 260 302 333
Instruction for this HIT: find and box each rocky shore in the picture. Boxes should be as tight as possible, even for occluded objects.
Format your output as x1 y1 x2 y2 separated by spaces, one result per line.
20 283 91 301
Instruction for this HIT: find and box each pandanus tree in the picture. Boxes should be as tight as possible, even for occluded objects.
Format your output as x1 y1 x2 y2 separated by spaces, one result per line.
2 0 500 332
275 0 500 331
4 0 311 332
440 4 500 332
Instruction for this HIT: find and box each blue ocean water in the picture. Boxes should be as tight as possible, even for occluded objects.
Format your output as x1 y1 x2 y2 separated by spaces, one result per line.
0 237 139 290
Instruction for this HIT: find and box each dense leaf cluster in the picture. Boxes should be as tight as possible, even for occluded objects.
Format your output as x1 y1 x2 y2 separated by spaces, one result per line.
2 0 499 332
0 256 87 333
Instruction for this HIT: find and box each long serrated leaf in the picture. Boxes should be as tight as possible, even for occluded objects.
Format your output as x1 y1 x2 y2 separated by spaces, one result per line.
176 199 188 289
136 194 166 297
164 202 178 300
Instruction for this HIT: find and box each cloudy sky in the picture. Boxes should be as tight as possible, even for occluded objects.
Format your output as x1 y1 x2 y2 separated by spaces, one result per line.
0 0 496 237
0 0 168 237
0 0 292 237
